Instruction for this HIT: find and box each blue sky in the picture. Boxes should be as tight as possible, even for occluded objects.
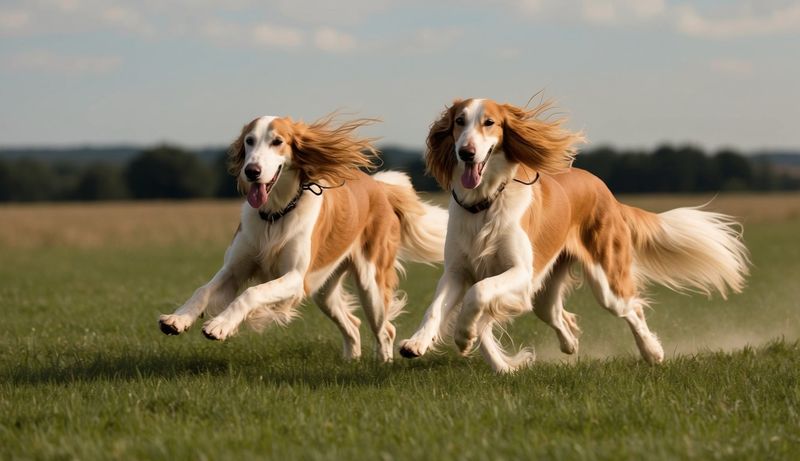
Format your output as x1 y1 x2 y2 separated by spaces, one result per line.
1 0 799 151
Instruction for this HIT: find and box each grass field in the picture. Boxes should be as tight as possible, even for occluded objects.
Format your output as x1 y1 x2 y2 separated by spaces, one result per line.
2 194 799 459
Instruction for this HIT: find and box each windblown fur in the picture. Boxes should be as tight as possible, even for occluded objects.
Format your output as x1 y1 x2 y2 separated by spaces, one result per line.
401 97 749 373
160 114 446 363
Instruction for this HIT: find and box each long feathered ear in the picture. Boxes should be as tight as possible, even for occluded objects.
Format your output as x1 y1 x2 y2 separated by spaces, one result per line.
426 102 459 189
501 101 584 175
291 115 380 184
227 119 258 194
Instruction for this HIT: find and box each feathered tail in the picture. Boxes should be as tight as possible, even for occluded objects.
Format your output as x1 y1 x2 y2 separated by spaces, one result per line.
373 171 447 264
621 204 750 298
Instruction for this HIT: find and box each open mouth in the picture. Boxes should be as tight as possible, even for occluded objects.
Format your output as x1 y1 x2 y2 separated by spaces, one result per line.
246 164 282 209
460 145 494 189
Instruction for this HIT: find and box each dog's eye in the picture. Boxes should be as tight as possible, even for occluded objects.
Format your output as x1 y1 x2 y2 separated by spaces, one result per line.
484 119 495 127
271 138 283 147
245 136 255 147
455 116 465 126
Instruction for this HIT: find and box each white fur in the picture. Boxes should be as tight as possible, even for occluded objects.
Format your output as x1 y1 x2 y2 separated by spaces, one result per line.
400 102 542 373
455 99 499 167
403 99 748 372
634 206 749 298
160 118 445 362
373 171 447 264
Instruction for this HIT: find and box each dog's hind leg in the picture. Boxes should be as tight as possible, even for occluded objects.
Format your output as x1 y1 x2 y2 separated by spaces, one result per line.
351 249 400 363
584 263 664 364
312 264 362 360
532 255 580 355
580 216 664 364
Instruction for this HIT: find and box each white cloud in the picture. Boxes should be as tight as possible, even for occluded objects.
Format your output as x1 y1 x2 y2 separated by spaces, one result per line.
0 8 31 34
47 0 81 12
314 27 356 52
275 0 391 26
252 23 305 48
0 1 157 37
676 2 800 39
507 0 800 38
581 0 665 25
405 27 464 54
101 5 155 36
709 58 754 76
201 20 305 49
202 21 359 54
7 50 122 75
508 0 666 24
498 48 521 60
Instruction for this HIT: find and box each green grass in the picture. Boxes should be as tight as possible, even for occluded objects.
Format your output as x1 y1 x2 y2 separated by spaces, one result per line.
2 218 800 460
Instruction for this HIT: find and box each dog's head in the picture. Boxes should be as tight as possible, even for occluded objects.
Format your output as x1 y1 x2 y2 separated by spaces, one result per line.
228 115 379 208
426 98 584 190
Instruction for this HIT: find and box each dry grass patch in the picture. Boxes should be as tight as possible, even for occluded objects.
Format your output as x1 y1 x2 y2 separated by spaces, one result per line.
1 193 799 249
0 200 241 249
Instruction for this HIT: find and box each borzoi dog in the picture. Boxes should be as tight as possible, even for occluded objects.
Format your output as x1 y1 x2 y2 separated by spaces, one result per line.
399 98 749 373
159 115 446 361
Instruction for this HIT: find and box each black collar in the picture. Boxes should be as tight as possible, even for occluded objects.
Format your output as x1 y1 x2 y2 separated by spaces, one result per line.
257 181 342 223
258 182 304 223
452 172 540 214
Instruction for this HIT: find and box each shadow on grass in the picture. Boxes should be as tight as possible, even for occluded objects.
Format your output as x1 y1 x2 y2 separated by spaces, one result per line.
3 340 469 389
14 336 792 389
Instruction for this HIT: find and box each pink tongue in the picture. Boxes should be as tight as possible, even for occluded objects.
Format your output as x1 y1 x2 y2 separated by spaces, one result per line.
247 183 269 209
461 162 482 189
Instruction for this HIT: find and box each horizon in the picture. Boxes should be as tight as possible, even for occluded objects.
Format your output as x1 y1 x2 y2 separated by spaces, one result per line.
2 1 799 152
1 141 799 156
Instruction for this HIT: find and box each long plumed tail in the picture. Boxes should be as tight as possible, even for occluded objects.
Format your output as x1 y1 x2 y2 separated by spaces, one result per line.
479 322 536 374
622 204 750 298
373 171 447 264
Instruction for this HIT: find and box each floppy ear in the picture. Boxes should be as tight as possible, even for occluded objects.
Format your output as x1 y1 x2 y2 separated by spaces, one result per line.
426 102 459 189
227 119 257 194
291 115 380 184
501 102 584 175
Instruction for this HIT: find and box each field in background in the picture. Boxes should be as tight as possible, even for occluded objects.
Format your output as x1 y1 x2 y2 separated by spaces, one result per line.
2 192 800 249
1 194 799 459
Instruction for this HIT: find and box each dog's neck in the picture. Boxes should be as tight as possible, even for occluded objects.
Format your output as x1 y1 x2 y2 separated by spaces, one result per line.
260 168 302 214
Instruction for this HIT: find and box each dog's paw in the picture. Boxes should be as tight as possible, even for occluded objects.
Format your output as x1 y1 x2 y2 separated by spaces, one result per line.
455 330 476 356
558 333 579 355
398 339 426 359
201 317 237 341
158 314 193 335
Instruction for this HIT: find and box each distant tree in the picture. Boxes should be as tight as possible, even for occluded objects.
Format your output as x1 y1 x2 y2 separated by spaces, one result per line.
214 152 240 198
73 163 129 200
714 149 753 191
125 145 216 199
608 151 652 193
0 158 59 201
379 146 440 192
573 145 618 182
0 159 10 201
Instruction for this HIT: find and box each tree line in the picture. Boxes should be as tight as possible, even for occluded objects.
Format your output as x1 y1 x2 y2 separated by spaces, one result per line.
0 144 797 202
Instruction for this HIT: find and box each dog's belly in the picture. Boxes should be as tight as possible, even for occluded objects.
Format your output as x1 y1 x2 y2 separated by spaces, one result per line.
305 243 355 294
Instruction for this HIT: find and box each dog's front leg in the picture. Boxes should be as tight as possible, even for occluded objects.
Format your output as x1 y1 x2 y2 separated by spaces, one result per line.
399 269 467 358
455 266 532 354
201 270 305 341
159 234 254 335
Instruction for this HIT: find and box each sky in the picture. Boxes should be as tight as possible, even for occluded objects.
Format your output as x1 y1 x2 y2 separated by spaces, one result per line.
1 0 799 152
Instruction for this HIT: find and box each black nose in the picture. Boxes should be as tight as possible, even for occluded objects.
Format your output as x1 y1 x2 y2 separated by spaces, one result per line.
244 164 261 181
458 148 475 162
